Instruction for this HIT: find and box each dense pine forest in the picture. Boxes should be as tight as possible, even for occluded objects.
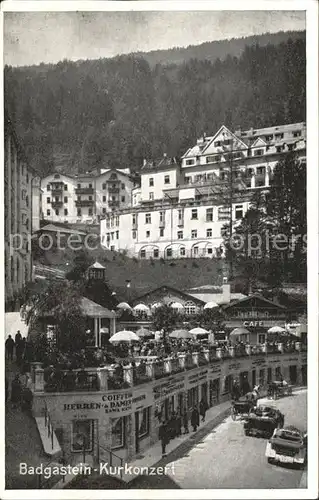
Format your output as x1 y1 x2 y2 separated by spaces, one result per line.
4 31 306 177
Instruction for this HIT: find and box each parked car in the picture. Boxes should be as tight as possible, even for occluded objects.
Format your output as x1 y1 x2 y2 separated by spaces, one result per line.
244 405 284 438
265 425 307 468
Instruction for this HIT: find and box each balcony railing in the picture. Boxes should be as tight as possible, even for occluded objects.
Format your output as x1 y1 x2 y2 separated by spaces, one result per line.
75 199 94 207
51 201 63 208
109 201 120 208
51 189 63 196
33 341 306 394
75 188 94 195
108 188 120 194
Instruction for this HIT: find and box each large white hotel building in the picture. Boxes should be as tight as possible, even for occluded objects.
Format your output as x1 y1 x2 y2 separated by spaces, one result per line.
100 122 306 259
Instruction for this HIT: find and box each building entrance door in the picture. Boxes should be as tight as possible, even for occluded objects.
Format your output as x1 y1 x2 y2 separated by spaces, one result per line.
289 365 297 384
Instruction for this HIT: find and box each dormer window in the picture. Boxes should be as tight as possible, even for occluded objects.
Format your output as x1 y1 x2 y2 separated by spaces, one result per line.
254 149 264 157
185 159 195 166
214 141 222 147
293 130 301 138
275 133 284 139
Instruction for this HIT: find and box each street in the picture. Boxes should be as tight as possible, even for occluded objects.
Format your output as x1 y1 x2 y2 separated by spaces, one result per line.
131 389 307 489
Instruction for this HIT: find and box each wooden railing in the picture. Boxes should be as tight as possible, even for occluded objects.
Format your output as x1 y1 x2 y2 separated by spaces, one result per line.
97 443 124 479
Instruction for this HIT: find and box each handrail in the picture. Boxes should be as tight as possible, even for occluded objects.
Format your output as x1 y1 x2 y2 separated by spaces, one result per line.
98 443 123 479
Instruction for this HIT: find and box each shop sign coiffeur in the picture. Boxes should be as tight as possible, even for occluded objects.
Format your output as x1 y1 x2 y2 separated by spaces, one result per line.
63 392 148 415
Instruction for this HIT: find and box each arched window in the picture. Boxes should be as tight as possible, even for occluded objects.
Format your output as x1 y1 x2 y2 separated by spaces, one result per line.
184 301 196 316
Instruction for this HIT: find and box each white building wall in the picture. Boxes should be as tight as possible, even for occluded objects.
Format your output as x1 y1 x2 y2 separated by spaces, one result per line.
41 174 78 223
140 168 179 202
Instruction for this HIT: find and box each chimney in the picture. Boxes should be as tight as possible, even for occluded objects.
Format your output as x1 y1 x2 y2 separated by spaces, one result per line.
222 276 231 304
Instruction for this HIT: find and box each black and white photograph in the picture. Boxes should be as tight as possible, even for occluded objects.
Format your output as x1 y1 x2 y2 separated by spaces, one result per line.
2 1 318 498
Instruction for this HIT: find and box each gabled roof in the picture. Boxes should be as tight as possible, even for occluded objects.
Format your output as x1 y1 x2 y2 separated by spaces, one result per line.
80 297 116 318
88 261 106 270
141 157 179 172
132 285 206 306
201 125 249 155
222 293 287 311
251 137 267 148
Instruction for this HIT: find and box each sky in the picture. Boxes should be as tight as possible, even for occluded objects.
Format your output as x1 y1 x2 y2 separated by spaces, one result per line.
4 10 306 67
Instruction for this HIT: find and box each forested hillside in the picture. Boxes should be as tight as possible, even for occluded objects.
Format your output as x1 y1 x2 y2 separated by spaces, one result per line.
4 32 306 177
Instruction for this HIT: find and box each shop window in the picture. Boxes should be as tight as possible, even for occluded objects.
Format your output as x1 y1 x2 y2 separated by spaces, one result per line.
137 408 150 438
71 420 93 452
111 416 126 449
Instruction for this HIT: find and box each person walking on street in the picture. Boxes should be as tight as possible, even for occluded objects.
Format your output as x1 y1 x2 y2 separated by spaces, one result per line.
15 330 22 346
11 374 22 409
191 406 200 432
5 335 15 361
199 398 208 423
159 420 169 457
182 408 189 434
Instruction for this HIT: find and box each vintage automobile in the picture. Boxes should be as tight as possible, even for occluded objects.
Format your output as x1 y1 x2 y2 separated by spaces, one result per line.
244 405 285 438
267 380 293 400
231 398 256 421
265 425 307 468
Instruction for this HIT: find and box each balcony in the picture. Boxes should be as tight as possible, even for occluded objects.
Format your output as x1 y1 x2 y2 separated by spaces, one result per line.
109 201 120 208
107 178 120 184
51 188 63 196
108 187 120 194
51 201 63 208
75 187 94 195
75 199 94 207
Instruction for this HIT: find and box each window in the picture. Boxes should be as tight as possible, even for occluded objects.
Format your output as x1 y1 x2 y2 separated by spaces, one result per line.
206 228 212 238
177 230 183 240
193 246 199 256
275 133 284 139
132 230 137 239
47 197 51 204
185 301 196 315
116 231 119 239
110 245 115 252
256 166 265 175
64 209 68 216
115 216 119 226
206 208 213 222
102 208 106 214
77 196 81 201
159 211 164 223
275 367 281 379
121 183 125 189
64 184 67 191
149 177 154 187
267 367 272 383
145 213 151 224
180 247 186 256
55 209 59 216
160 228 164 237
206 155 221 163
140 249 146 258
149 192 154 200
111 417 125 449
77 208 82 216
47 209 51 216
214 140 222 147
137 408 150 438
185 177 191 184
191 230 197 239
55 196 59 202
254 149 263 156
166 248 172 258
47 184 50 191
89 196 93 201
88 208 93 216
224 375 233 394
265 135 273 142
178 209 184 221
224 139 230 145
102 196 106 202
64 197 68 203
164 175 170 184
77 184 81 189
71 420 93 452
293 130 301 138
276 146 283 153
235 205 243 220
146 231 150 238
191 209 198 220
102 183 106 190
153 248 159 258
89 183 92 188
121 196 125 202
207 247 213 254
132 214 137 225
185 159 195 166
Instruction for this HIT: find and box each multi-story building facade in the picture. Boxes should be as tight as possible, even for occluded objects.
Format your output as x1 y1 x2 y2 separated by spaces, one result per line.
5 114 40 305
41 168 134 224
101 122 306 259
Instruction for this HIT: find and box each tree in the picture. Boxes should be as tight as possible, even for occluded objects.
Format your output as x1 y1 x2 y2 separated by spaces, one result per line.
23 280 86 353
65 249 94 283
152 304 179 349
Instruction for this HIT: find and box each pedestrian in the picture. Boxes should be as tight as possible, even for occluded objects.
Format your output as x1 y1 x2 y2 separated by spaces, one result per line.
159 420 169 457
5 335 15 361
170 412 178 439
182 408 189 434
11 374 22 409
15 330 22 346
199 397 208 423
191 406 200 432
176 408 182 437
